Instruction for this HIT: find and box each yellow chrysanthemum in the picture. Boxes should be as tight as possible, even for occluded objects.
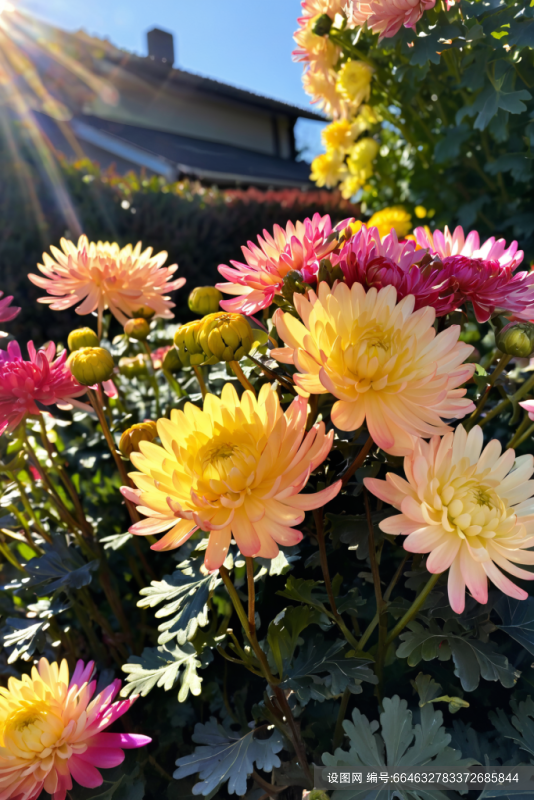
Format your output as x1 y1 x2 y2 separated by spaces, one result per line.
310 150 347 188
122 383 341 570
414 205 427 219
336 59 374 106
347 137 379 175
272 283 476 456
321 119 355 151
367 206 412 239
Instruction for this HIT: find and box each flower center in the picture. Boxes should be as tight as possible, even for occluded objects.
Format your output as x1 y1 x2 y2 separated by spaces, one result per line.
206 443 237 464
3 703 65 757
443 478 509 540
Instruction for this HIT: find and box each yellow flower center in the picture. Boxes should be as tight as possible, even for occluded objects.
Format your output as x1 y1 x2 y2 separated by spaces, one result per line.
342 322 394 386
441 475 512 540
3 702 65 757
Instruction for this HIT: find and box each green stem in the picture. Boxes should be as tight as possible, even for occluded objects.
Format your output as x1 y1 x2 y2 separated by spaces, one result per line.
332 687 351 751
193 365 208 400
341 435 374 486
507 411 531 449
230 360 256 395
162 369 185 398
365 490 387 696
465 354 512 430
479 370 534 428
509 420 534 450
142 342 162 417
386 573 440 646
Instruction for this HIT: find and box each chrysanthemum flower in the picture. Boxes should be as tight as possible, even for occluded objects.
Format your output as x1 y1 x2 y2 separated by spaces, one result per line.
346 0 437 39
0 657 150 800
414 225 533 323
366 206 412 239
345 137 379 189
365 425 534 613
121 383 341 570
0 292 20 337
310 150 348 188
0 341 88 435
272 283 475 456
333 225 453 315
321 119 356 151
336 60 374 105
29 236 186 333
216 213 344 316
302 66 348 118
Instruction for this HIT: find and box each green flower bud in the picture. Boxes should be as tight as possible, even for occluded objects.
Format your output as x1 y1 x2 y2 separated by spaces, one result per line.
68 347 115 385
282 270 312 304
132 306 156 320
174 319 205 367
162 346 183 373
188 286 223 316
124 318 150 341
198 312 254 364
312 13 332 35
67 327 99 351
118 354 149 378
317 258 344 288
496 321 534 358
119 420 158 457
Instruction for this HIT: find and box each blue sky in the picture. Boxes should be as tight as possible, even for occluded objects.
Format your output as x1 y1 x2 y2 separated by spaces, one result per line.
18 0 325 159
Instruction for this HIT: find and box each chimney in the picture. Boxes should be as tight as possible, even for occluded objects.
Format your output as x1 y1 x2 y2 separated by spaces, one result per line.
147 28 175 66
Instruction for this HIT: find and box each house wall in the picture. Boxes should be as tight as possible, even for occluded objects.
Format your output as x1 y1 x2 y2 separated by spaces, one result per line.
84 65 293 159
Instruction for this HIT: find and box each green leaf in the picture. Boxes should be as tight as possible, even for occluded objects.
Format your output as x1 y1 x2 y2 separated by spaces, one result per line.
266 605 323 678
485 153 532 182
409 30 442 67
277 576 329 611
9 536 98 594
1 619 48 663
173 718 283 797
434 125 471 164
323 692 475 799
138 561 221 645
281 634 377 703
490 696 534 759
121 642 203 702
495 595 534 656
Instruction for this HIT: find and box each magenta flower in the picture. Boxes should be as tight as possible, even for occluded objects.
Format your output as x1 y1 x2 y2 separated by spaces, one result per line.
346 0 437 39
415 226 533 323
0 657 150 800
0 292 20 337
216 213 348 315
0 341 88 434
333 224 455 315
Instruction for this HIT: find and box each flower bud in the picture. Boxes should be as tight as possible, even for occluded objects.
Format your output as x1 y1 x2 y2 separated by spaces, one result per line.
124 318 150 341
132 306 155 320
68 347 115 385
67 327 99 351
188 286 223 316
282 270 312 304
162 346 183 373
198 312 254 364
174 319 205 366
119 420 158 457
496 321 534 358
317 258 344 288
312 13 332 35
118 354 149 378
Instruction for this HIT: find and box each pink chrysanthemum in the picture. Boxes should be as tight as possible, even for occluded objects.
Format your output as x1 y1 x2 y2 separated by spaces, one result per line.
0 341 87 434
0 657 150 800
346 0 437 39
365 426 534 614
29 236 186 335
333 225 454 315
216 214 348 316
0 292 20 337
415 226 533 323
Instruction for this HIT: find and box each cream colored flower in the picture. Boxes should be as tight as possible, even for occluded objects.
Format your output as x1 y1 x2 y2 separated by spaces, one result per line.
365 426 534 613
272 283 475 456
336 59 374 106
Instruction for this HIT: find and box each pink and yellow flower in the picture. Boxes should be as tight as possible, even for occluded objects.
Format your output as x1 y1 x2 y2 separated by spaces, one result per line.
29 236 185 333
0 292 20 337
216 214 346 316
346 0 437 39
414 225 533 323
0 341 88 435
272 283 475 456
0 657 150 800
121 383 341 570
365 425 534 613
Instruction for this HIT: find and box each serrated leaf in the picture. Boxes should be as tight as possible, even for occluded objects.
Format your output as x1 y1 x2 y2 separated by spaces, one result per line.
1 618 49 663
281 634 377 703
490 696 534 759
9 537 98 594
121 642 203 702
495 595 534 655
434 124 471 163
323 693 475 800
266 605 322 678
138 562 220 645
173 718 283 796
409 30 442 67
277 576 329 611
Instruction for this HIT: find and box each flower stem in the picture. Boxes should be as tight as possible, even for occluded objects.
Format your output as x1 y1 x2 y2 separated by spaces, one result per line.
230 360 256 395
341 435 374 485
509 420 534 450
87 388 140 524
386 572 440 645
246 557 256 637
219 564 312 789
142 342 162 418
332 687 351 751
480 370 534 428
364 490 387 695
465 353 512 430
193 365 208 400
